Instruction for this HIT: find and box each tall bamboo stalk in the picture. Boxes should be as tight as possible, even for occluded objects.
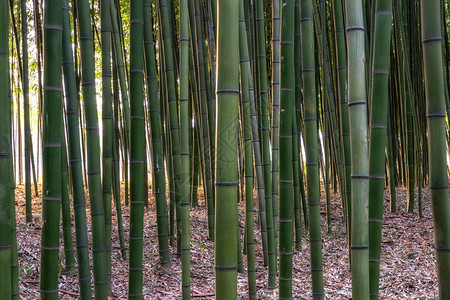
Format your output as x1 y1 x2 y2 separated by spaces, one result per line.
239 0 256 296
101 0 113 289
279 0 294 297
179 0 191 296
143 0 169 265
271 0 280 259
61 0 92 295
22 0 32 223
112 51 127 259
421 0 450 297
333 0 352 248
301 0 324 297
128 0 146 296
239 1 268 293
215 0 239 297
255 0 275 281
159 0 181 249
40 0 62 295
346 0 370 298
61 131 75 274
368 0 393 297
77 0 108 294
192 0 214 240
0 0 12 296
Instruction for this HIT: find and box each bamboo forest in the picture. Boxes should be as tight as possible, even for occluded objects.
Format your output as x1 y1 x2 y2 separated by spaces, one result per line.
1 0 450 298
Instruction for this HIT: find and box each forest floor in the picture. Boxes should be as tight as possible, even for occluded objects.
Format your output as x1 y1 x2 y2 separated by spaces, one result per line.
15 183 437 299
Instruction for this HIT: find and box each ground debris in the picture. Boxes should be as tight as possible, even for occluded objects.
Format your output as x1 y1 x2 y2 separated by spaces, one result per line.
15 184 437 299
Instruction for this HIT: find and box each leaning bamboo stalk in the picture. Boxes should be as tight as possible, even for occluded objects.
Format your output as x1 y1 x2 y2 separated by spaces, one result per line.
112 52 127 258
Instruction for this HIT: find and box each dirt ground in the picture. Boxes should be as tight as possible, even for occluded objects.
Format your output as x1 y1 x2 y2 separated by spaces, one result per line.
15 183 437 299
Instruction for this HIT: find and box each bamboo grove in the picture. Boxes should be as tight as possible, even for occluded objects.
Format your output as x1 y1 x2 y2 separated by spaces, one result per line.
0 0 450 298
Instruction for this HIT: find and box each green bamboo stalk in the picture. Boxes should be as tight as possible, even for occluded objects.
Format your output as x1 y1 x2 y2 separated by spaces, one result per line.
61 133 75 274
180 0 191 296
248 59 269 269
191 0 214 240
301 0 324 297
238 0 256 295
110 0 130 207
10 156 18 299
10 78 18 298
294 0 307 230
143 0 169 265
333 0 352 247
128 0 146 296
397 0 415 213
292 98 302 248
242 0 268 269
255 0 275 282
22 0 32 223
76 0 108 294
6 56 17 299
206 0 216 140
368 0 393 297
101 0 113 289
386 104 396 212
196 2 215 186
0 0 12 295
272 0 281 258
312 0 345 219
421 0 450 297
319 0 332 234
40 0 63 295
191 125 199 206
159 0 181 250
61 0 92 295
209 0 217 41
32 0 43 183
324 115 332 233
215 0 239 297
239 1 269 267
279 0 294 297
187 3 201 211
112 52 127 259
156 22 175 246
346 0 370 297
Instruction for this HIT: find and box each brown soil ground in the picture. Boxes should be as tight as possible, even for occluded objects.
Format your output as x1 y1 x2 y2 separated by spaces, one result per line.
15 183 437 299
